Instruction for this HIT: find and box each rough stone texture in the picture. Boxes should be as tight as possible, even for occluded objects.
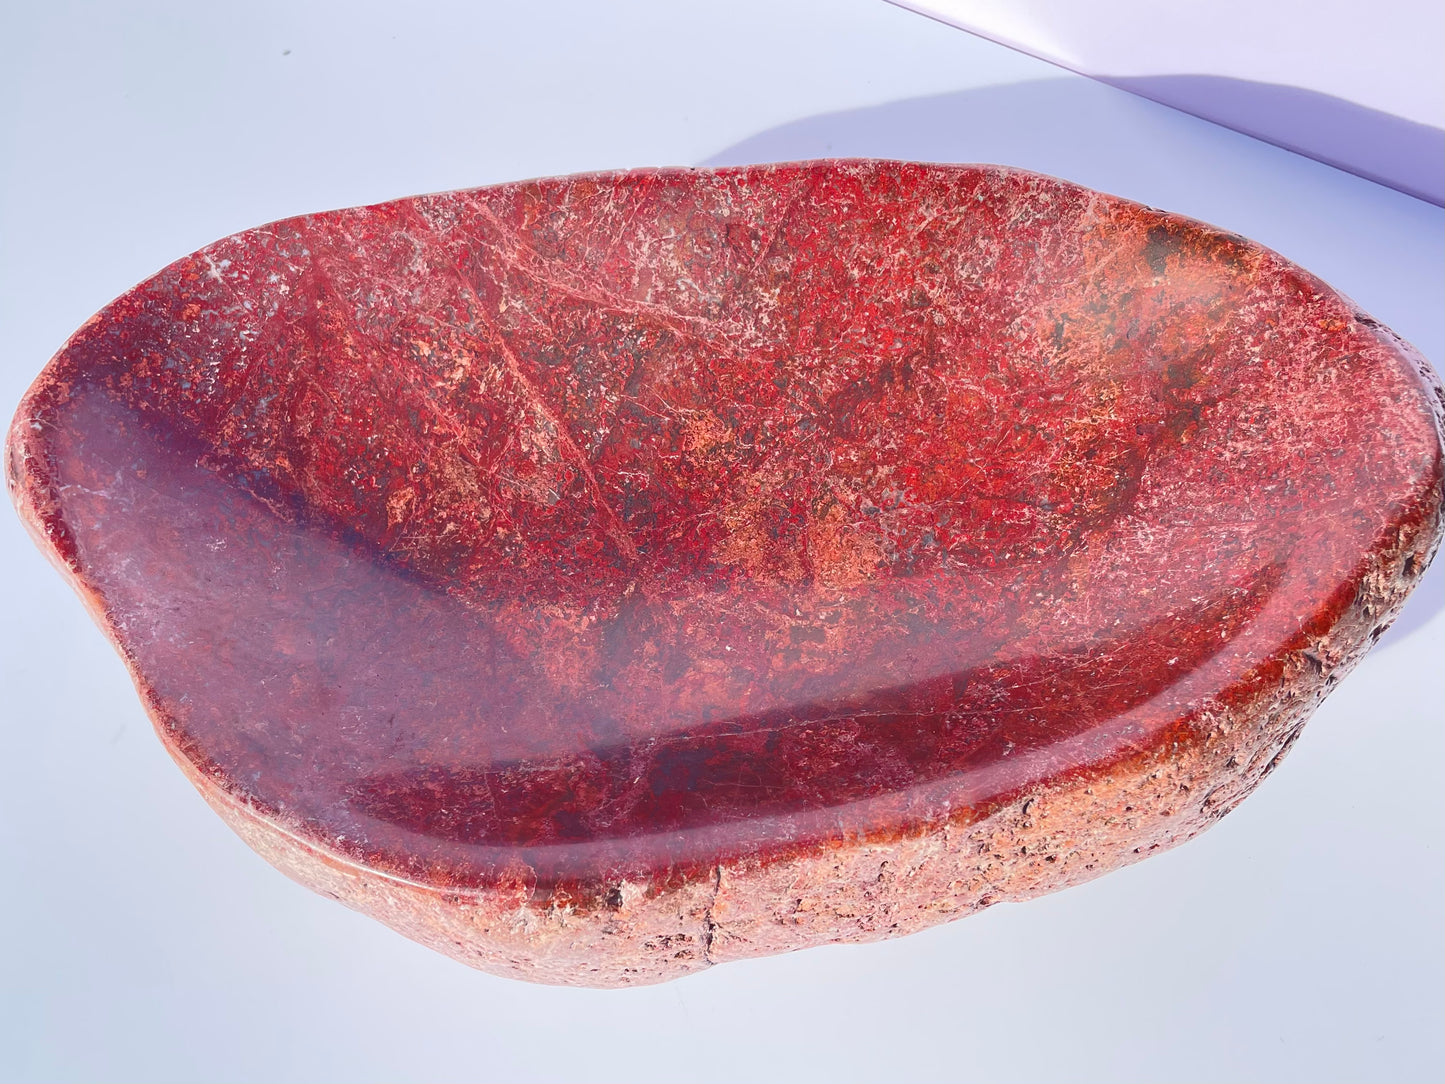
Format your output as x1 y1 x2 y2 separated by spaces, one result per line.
7 160 1444 986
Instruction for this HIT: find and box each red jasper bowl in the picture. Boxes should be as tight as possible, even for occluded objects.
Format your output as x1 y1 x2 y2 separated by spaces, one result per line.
8 161 1443 986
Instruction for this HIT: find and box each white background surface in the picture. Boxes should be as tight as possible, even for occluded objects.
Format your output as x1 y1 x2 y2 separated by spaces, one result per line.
1 2 1441 1082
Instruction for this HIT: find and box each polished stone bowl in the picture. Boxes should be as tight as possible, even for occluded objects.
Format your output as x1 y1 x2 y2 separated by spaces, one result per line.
8 161 1443 985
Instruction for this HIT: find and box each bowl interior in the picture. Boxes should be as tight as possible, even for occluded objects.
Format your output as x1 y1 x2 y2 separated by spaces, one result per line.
17 162 1439 885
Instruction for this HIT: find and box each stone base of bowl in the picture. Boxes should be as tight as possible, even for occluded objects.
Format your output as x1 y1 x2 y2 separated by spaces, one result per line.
176 519 1424 987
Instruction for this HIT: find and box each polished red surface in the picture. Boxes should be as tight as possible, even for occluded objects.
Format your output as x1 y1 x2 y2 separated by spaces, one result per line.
9 161 1443 896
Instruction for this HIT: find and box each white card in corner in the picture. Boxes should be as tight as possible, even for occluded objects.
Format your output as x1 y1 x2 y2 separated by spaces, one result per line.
889 0 1444 204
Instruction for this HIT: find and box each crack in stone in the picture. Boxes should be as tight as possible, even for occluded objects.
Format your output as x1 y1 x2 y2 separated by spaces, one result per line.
445 283 643 568
470 200 743 345
701 863 722 965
